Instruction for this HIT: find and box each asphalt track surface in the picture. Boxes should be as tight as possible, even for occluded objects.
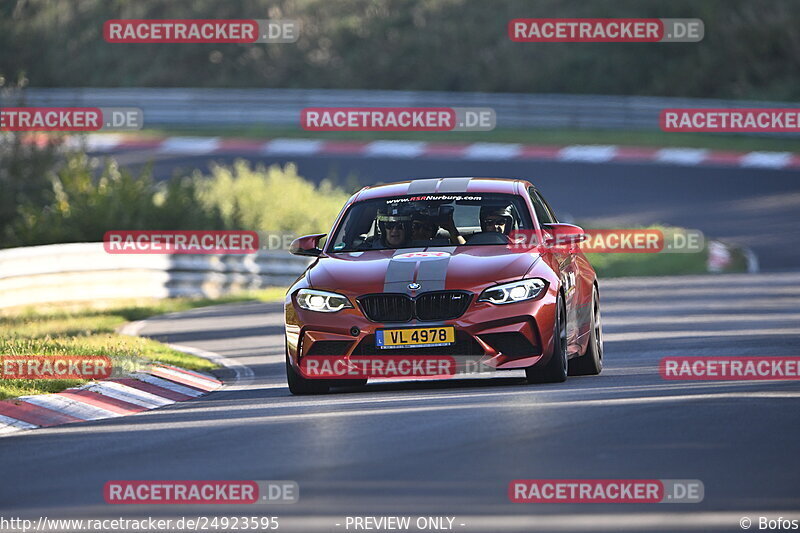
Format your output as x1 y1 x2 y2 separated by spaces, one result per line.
105 148 800 271
3 272 800 532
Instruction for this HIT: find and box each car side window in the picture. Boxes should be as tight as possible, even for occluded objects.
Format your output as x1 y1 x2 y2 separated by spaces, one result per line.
528 187 555 225
536 190 559 223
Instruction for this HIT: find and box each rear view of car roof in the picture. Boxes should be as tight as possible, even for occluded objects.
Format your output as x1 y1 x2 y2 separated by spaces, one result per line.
355 177 525 202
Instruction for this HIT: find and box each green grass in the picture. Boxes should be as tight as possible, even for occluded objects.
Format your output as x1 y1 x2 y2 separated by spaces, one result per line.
587 249 709 278
0 289 287 400
135 126 800 153
582 225 748 278
1 289 287 322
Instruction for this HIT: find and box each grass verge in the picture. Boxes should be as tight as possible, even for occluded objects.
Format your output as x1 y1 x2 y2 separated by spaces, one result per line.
583 226 749 278
0 288 286 400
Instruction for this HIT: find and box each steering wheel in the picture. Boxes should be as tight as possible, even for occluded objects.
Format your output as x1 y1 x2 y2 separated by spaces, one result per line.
464 231 510 245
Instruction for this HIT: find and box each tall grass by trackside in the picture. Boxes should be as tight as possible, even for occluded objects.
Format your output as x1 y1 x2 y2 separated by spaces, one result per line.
0 146 352 248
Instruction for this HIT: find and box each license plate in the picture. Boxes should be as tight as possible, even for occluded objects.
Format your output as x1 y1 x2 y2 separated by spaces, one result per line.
376 326 455 349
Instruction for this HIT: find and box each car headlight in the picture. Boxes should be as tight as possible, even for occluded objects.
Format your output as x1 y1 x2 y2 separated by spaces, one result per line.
296 289 353 312
478 278 548 305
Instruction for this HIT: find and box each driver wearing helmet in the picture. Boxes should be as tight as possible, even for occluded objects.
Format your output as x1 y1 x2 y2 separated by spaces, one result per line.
376 206 412 248
479 204 515 235
411 208 467 245
411 212 439 242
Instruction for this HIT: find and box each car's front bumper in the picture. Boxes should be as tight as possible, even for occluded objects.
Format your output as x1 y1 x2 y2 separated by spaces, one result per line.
285 286 559 379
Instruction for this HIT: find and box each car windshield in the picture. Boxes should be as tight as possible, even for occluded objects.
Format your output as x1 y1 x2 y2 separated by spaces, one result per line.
328 192 534 252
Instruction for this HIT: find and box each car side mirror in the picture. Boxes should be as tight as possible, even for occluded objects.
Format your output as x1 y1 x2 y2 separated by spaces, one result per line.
542 223 587 248
289 233 326 256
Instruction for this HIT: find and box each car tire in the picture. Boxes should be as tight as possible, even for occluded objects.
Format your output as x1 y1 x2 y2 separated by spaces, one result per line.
285 351 331 395
568 286 603 376
526 294 568 384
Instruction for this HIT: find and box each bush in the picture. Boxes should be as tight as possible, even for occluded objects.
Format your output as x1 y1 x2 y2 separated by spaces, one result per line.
194 160 351 236
0 76 63 244
1 147 351 247
0 134 61 243
5 153 225 246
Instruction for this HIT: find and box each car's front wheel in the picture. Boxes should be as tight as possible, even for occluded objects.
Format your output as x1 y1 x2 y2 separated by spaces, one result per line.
526 294 568 384
568 286 603 376
285 351 330 395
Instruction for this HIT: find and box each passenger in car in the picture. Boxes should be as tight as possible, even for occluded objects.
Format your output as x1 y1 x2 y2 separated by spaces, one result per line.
376 208 412 248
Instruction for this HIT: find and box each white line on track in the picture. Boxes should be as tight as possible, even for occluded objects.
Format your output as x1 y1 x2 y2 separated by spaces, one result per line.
463 142 522 160
364 140 427 158
263 138 323 155
158 136 221 154
167 342 255 382
655 147 708 165
558 145 617 162
740 151 793 168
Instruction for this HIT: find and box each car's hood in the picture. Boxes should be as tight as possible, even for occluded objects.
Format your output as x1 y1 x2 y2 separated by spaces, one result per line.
309 247 539 296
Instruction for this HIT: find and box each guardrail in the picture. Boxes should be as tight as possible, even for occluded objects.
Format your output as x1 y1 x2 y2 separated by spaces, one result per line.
0 239 759 309
2 88 799 134
0 243 311 309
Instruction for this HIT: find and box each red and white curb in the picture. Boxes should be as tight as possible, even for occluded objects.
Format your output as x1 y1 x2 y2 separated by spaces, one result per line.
56 134 800 170
0 319 231 437
0 363 222 436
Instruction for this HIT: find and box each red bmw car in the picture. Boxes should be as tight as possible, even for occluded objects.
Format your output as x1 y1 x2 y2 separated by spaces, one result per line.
284 177 603 394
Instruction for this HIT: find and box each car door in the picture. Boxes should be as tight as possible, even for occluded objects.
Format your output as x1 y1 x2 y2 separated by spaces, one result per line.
529 188 581 355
